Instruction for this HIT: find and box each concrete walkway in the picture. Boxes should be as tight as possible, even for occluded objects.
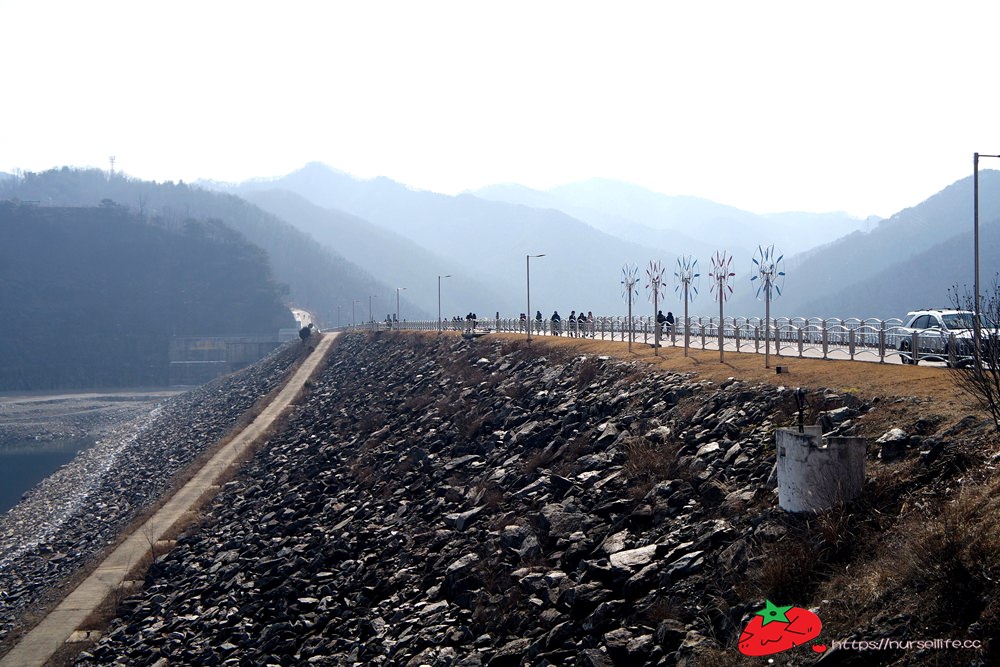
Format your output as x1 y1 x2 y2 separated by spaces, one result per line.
0 333 338 667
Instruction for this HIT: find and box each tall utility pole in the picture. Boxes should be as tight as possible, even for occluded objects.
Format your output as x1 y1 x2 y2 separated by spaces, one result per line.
108 156 116 178
396 287 406 327
526 254 545 342
438 275 451 332
974 152 1000 367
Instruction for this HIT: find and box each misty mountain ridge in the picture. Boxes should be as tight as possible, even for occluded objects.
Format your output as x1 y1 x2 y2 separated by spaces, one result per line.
0 202 294 389
236 163 999 321
7 163 998 324
232 164 683 315
0 168 422 326
473 177 874 259
234 188 506 321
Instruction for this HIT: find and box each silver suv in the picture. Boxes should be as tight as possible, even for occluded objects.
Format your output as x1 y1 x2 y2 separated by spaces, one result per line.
894 309 981 367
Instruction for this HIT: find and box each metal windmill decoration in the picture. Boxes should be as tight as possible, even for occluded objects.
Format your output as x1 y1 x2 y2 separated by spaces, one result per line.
646 260 668 355
708 251 736 362
621 264 640 352
674 255 700 357
750 244 786 368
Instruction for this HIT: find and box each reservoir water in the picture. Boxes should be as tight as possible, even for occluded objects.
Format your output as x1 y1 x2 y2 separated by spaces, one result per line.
0 437 95 514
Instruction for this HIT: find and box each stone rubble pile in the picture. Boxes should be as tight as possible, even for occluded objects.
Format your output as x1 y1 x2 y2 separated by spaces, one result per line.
78 332 879 666
0 342 307 642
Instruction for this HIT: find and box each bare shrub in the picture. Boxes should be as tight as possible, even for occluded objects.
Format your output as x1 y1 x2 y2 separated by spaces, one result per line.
621 437 684 500
402 393 434 413
949 278 1000 433
521 448 552 475
754 537 823 603
503 381 531 401
576 356 601 389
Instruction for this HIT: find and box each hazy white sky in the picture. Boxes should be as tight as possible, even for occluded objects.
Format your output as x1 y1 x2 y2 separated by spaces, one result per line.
3 0 999 217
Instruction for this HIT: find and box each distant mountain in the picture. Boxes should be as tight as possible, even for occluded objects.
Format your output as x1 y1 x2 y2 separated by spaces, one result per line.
0 168 402 327
473 182 719 261
474 179 871 260
783 173 1000 319
794 222 1000 320
0 202 294 390
241 164 680 316
233 188 495 320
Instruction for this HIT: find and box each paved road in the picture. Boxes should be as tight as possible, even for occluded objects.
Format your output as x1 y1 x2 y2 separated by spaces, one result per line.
0 333 338 667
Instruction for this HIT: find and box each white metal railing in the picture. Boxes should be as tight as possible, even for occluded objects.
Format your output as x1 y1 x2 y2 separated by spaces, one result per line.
347 315 983 366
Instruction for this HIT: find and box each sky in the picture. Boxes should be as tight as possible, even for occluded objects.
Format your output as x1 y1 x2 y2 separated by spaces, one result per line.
3 0 1000 218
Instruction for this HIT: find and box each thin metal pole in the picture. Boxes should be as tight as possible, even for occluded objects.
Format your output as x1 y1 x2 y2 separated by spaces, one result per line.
526 254 544 342
653 288 660 356
718 279 725 363
627 293 633 352
975 152 982 366
973 152 1000 369
765 291 771 369
438 275 450 331
526 255 531 342
683 282 690 356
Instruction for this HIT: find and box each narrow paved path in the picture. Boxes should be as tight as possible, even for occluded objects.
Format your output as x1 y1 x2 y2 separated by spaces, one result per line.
0 333 337 667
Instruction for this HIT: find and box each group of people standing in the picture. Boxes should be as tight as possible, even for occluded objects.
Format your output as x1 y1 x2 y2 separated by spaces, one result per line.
545 309 595 337
454 309 675 338
656 310 676 335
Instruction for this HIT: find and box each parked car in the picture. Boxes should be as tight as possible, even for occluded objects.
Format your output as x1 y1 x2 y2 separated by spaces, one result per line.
893 308 989 367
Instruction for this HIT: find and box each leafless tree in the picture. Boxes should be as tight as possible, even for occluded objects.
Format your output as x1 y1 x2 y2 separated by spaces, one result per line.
949 276 1000 432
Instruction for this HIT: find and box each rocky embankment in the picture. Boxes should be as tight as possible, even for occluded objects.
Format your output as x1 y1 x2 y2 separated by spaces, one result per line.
0 341 308 644
64 332 864 665
74 332 994 666
0 392 172 448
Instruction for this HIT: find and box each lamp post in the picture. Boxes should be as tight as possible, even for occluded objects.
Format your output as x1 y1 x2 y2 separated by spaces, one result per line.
368 295 376 328
438 275 451 331
526 254 545 341
396 287 406 328
974 152 1000 366
352 299 359 328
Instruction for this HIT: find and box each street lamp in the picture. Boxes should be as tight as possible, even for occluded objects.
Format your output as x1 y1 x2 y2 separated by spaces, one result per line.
438 275 451 332
974 152 1000 366
352 299 359 328
369 295 377 327
396 287 406 327
526 254 545 341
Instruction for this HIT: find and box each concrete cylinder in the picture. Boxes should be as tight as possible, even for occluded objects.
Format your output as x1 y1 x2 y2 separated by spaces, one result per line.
776 427 866 512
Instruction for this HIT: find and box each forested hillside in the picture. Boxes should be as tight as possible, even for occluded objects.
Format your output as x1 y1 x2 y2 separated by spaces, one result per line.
0 169 410 326
236 188 508 319
0 202 294 390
